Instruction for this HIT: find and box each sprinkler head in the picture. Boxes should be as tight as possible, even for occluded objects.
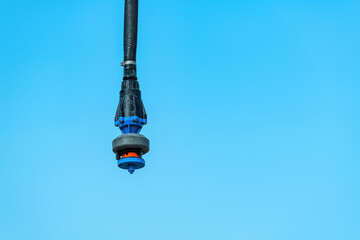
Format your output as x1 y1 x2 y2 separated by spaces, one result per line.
112 133 150 174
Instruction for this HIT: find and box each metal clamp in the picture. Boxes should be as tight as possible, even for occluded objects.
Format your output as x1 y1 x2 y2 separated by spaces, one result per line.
121 60 137 66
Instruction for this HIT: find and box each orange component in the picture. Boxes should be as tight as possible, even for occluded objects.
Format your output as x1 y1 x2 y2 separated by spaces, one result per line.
121 152 140 159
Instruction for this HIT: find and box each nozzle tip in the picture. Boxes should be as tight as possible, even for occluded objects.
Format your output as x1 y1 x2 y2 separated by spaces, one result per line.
128 165 135 174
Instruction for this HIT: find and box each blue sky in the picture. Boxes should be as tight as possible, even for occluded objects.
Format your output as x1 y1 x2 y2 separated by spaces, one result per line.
0 0 359 239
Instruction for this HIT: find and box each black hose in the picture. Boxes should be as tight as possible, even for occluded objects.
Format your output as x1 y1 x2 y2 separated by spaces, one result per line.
124 0 138 62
